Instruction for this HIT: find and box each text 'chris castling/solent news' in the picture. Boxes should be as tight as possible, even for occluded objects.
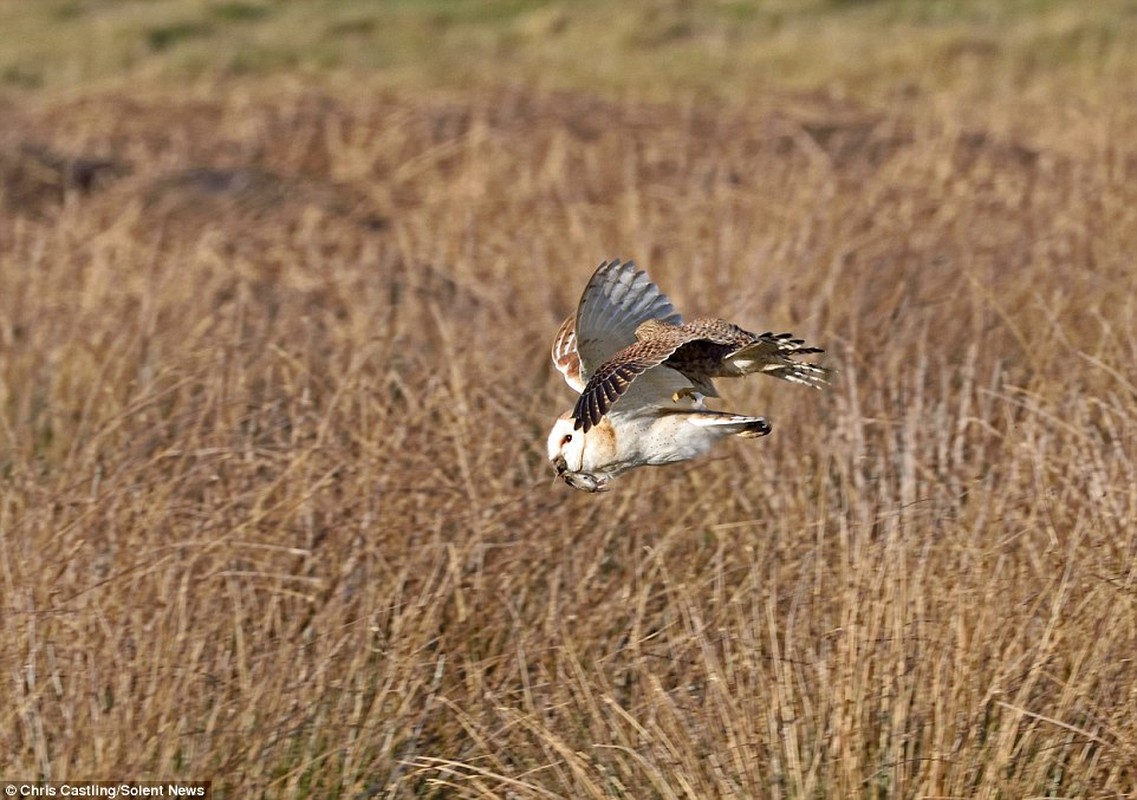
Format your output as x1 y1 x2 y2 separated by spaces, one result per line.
2 784 211 799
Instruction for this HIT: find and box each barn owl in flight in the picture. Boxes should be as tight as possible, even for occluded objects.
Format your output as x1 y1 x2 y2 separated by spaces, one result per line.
548 259 830 492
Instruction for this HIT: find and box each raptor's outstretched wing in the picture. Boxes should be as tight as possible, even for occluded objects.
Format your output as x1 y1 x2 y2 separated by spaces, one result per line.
573 318 833 432
572 327 702 432
551 259 682 391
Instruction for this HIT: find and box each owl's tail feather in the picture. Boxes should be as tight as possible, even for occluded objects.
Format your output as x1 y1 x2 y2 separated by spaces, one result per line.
686 412 772 439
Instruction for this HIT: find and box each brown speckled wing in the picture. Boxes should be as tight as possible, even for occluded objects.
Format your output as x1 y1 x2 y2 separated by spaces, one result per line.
572 316 832 430
572 329 695 432
551 314 585 392
677 319 830 388
719 329 831 388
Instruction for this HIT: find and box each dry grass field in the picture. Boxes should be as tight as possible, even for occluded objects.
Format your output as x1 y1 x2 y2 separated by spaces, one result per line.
2 1 1137 797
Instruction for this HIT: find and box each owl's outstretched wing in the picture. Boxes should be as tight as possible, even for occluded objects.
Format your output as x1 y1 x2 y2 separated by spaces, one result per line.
573 318 833 432
551 259 682 392
572 327 703 432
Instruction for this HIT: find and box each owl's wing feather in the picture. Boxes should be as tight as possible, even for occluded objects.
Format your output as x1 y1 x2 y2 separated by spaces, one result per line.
573 318 833 431
572 328 702 432
551 314 585 392
723 331 832 389
572 259 682 381
609 365 702 421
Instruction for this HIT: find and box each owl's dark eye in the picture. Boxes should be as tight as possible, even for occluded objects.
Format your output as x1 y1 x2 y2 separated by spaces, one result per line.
562 434 573 445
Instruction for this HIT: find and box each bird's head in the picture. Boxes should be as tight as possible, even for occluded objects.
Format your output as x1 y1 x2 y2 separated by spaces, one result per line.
547 411 617 492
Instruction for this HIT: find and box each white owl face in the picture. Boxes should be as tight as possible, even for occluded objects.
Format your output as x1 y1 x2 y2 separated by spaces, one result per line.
547 414 610 492
547 414 584 470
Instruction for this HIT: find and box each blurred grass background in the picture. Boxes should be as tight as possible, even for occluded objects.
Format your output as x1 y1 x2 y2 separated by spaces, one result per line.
2 1 1137 798
3 0 1137 103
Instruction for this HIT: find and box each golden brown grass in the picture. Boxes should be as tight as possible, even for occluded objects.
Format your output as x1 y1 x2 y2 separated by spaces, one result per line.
2 52 1137 800
4 0 1137 106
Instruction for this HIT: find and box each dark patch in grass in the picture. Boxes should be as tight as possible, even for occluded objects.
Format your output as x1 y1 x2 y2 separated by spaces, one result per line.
147 21 214 52
326 17 377 36
1 142 130 215
209 2 274 22
52 1 87 20
635 19 695 46
1 66 43 88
